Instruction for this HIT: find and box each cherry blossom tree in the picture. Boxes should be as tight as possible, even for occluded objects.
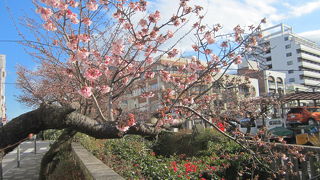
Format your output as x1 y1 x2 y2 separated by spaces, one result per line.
0 0 288 178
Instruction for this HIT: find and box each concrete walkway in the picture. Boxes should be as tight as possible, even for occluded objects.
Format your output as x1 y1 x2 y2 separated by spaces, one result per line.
2 141 50 180
3 152 45 180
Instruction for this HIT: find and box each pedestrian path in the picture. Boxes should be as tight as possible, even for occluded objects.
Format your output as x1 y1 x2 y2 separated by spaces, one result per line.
2 141 50 180
3 152 46 180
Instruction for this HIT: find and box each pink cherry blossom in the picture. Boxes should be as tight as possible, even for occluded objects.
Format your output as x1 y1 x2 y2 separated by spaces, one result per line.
123 77 129 84
100 85 111 94
65 68 73 77
36 7 53 21
99 0 108 5
160 70 171 82
54 11 64 20
111 39 124 56
168 89 175 97
207 37 215 44
192 45 199 51
58 2 68 10
234 55 242 64
52 39 59 45
148 10 160 23
69 0 79 8
144 71 155 79
145 57 153 64
134 42 144 50
86 1 99 11
141 92 154 98
78 34 91 43
84 68 102 81
220 41 228 47
68 54 77 62
41 0 60 8
67 40 78 50
78 86 93 98
204 32 215 44
204 49 212 55
167 30 174 38
76 49 90 60
156 35 166 43
167 49 179 58
113 10 121 19
43 20 57 31
188 74 198 82
183 97 194 105
210 54 219 62
123 23 132 30
139 19 148 27
104 56 111 64
82 17 92 26
66 10 79 24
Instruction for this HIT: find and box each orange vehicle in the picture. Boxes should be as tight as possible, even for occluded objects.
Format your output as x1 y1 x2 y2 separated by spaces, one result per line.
287 107 320 125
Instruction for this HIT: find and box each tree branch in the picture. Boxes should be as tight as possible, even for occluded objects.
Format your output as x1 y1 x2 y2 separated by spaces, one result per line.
0 105 160 155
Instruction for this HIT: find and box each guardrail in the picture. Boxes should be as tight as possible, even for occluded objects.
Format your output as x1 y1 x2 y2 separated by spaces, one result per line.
71 143 124 180
273 143 320 180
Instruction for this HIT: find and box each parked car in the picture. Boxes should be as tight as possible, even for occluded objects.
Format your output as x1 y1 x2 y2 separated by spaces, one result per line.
238 117 283 135
239 118 257 135
286 107 320 125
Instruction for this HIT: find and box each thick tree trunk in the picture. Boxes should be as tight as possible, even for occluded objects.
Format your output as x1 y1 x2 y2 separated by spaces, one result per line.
39 129 76 180
0 150 3 180
0 105 160 156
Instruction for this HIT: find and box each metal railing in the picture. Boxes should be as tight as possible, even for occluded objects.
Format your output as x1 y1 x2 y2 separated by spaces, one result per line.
0 135 37 179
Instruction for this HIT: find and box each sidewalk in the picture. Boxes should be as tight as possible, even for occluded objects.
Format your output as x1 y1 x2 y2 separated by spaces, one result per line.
3 152 46 180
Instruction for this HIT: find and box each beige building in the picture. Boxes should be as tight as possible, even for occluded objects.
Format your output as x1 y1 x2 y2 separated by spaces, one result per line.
120 57 260 125
0 55 6 125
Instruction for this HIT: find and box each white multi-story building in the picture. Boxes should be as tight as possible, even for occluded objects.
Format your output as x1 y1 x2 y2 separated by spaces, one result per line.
0 55 6 125
252 23 320 89
238 60 286 96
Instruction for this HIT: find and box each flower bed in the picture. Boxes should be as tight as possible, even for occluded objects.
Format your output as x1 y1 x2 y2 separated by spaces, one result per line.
78 129 271 179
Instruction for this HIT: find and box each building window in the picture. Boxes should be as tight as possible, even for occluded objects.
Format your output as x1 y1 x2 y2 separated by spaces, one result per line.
150 83 158 90
288 70 294 74
287 61 293 65
285 44 291 49
289 78 295 82
266 57 272 61
277 77 283 84
300 75 304 80
265 48 271 54
267 64 272 69
286 52 292 57
268 76 275 85
284 36 289 41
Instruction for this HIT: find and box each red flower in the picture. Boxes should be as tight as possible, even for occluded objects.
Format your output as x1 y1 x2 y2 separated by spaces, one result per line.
171 161 178 172
184 162 197 173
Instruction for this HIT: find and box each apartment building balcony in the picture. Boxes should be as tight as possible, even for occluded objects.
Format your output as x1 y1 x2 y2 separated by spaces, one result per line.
299 53 320 64
301 61 320 71
303 70 320 79
303 79 320 87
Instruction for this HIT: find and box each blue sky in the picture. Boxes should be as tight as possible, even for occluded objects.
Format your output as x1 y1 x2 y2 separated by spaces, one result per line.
1 0 320 119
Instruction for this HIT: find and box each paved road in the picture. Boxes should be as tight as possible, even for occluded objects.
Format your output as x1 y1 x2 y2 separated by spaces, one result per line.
1 141 50 180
